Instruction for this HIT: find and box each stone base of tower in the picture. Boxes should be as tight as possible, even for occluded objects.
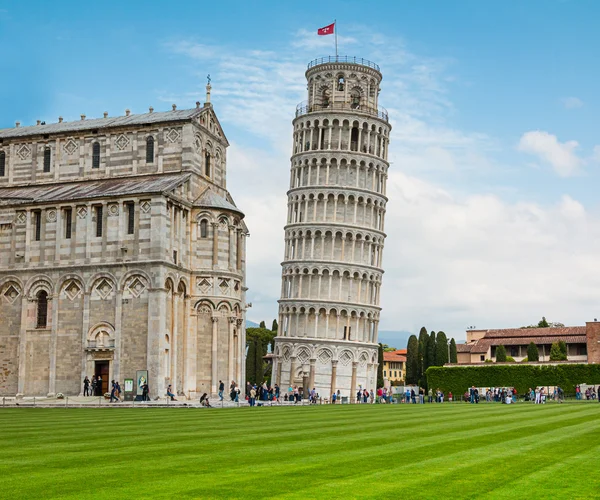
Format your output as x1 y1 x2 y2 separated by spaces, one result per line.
272 338 378 400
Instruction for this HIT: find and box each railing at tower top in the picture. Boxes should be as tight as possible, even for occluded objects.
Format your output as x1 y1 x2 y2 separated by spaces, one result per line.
307 56 380 72
295 101 389 122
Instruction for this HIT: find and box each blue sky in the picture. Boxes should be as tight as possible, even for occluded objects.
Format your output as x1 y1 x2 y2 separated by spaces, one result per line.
3 1 600 344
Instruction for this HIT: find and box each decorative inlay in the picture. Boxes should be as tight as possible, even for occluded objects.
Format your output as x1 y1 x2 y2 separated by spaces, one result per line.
94 278 113 299
197 278 212 294
17 144 31 160
219 279 229 295
3 284 20 304
77 206 88 219
282 346 291 361
198 305 211 314
108 203 119 216
64 281 82 301
46 210 57 223
140 201 151 214
297 348 310 365
16 212 27 224
115 134 130 151
63 139 78 155
339 350 353 366
359 352 369 366
318 349 332 365
194 134 202 153
165 128 181 143
126 277 146 298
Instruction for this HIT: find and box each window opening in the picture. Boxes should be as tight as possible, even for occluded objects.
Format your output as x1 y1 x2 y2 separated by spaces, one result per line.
36 291 48 328
65 208 72 239
34 210 42 241
92 142 100 168
200 219 208 238
0 151 5 177
205 152 211 177
43 147 51 172
146 136 154 163
337 75 345 91
95 206 103 237
126 202 135 234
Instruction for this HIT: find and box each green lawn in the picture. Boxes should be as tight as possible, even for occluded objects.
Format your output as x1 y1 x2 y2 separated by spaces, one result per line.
0 403 598 499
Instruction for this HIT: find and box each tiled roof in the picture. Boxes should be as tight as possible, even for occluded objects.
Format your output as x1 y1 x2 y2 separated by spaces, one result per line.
383 351 406 362
194 188 244 216
0 108 205 140
0 173 190 205
456 343 474 353
482 326 586 339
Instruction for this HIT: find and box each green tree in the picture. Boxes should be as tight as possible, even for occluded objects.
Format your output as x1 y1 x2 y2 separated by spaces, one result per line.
527 342 539 362
558 341 567 358
271 319 278 332
254 337 265 383
537 317 550 328
495 345 507 362
259 320 266 329
449 338 458 364
435 331 448 366
428 331 437 367
417 327 428 383
377 343 384 388
550 341 568 361
246 339 256 384
406 335 419 385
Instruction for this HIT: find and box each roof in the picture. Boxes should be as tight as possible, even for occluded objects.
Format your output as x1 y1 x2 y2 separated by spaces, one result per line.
456 343 474 353
0 173 190 205
194 188 244 216
0 108 205 140
384 351 406 363
482 326 586 339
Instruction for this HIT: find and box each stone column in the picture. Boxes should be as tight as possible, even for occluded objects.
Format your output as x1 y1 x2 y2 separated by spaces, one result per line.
147 287 167 399
236 319 244 384
228 225 236 270
113 288 123 383
211 316 219 395
16 294 30 398
47 295 58 397
171 291 180 393
276 356 282 386
79 291 91 396
289 356 297 386
236 229 243 270
211 222 219 268
330 360 338 398
350 361 358 401
308 358 316 390
228 317 236 384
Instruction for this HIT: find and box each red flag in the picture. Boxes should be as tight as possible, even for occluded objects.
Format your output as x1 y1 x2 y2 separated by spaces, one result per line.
318 23 335 36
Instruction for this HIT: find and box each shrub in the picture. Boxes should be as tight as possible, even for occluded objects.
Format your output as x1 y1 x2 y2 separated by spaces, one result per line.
426 364 600 395
550 342 567 361
484 359 493 363
506 356 515 363
495 345 507 362
527 342 539 362
521 357 528 363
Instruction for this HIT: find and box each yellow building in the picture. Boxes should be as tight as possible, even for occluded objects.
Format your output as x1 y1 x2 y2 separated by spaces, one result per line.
383 350 406 383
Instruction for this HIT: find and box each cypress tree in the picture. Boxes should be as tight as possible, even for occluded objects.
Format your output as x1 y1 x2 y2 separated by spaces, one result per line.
495 345 507 362
436 331 449 366
428 331 437 367
271 319 278 332
377 343 384 388
406 335 419 385
449 338 458 364
558 341 567 358
255 338 264 383
259 320 266 329
417 327 428 383
246 339 256 384
550 341 567 361
527 342 539 362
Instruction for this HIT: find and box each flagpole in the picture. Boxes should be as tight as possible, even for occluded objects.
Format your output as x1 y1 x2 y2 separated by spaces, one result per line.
335 19 338 58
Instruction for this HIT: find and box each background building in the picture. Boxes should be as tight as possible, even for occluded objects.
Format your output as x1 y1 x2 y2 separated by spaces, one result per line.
273 56 391 397
0 88 248 399
383 350 406 384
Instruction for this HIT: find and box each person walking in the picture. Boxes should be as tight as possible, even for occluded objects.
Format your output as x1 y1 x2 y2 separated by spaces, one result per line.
83 376 91 396
110 380 119 403
218 380 224 401
142 382 149 402
249 386 257 407
428 388 433 403
91 375 97 397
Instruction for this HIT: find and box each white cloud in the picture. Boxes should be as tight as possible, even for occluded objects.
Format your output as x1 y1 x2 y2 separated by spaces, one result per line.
562 96 583 109
518 130 582 177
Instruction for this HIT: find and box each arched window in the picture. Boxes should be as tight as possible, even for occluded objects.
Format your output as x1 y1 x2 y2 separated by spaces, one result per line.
200 219 208 238
205 152 211 177
337 75 345 91
146 136 154 163
36 290 48 328
0 151 5 177
92 142 100 168
43 147 51 172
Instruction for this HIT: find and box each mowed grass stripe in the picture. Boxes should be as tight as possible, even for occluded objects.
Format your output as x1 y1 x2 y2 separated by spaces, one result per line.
0 404 598 499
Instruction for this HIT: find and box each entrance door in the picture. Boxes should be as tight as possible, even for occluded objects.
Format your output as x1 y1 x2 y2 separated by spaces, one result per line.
95 361 110 395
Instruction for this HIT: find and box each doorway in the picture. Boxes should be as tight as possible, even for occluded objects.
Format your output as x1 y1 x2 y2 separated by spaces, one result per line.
94 361 109 396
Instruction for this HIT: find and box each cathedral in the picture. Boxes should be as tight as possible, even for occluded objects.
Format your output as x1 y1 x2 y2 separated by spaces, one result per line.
0 85 248 399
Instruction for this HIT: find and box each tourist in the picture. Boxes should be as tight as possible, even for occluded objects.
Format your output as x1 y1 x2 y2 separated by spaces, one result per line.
356 389 362 404
576 385 581 400
293 385 299 403
428 388 433 403
363 389 369 404
469 386 475 404
246 381 251 399
405 388 411 404
167 384 177 401
110 380 119 403
440 390 444 403
115 381 121 401
234 384 240 402
200 393 212 407
557 385 564 403
83 376 91 396
229 380 236 401
142 382 149 401
96 375 103 396
249 386 256 407
274 384 280 401
336 389 341 403
370 389 375 404
218 380 224 401
411 389 416 404
448 391 453 402
332 391 337 404
91 375 97 396
419 388 424 404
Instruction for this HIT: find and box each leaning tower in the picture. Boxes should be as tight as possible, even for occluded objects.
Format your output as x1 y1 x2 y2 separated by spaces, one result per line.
273 56 391 399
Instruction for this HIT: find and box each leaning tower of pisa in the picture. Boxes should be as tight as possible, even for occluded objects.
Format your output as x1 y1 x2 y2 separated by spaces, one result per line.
272 56 391 399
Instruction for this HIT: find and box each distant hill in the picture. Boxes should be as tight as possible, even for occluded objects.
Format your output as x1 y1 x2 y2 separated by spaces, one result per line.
377 331 413 350
246 320 260 328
